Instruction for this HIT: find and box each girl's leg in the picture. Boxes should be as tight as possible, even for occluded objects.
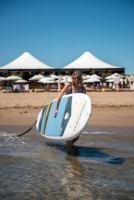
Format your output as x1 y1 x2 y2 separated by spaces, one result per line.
66 136 79 147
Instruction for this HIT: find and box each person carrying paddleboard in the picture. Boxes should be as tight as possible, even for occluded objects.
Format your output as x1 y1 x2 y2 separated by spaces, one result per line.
54 70 86 147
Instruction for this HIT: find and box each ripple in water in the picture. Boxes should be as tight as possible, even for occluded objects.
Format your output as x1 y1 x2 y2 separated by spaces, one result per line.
0 129 134 200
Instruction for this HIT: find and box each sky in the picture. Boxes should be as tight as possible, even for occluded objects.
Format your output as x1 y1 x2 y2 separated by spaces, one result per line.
0 0 134 74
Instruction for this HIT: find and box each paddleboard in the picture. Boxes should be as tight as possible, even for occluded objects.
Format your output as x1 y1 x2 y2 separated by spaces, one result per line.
36 93 91 141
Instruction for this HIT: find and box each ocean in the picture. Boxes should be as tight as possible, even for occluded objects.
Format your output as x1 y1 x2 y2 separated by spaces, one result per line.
0 125 134 200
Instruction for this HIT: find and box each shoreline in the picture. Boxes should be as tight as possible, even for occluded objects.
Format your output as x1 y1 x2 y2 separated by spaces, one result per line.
0 106 134 127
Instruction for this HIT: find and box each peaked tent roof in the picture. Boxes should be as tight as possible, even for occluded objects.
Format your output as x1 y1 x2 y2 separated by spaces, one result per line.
63 51 122 69
0 52 54 70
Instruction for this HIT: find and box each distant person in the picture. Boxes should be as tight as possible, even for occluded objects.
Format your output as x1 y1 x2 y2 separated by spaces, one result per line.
103 82 106 87
15 84 24 92
54 71 86 147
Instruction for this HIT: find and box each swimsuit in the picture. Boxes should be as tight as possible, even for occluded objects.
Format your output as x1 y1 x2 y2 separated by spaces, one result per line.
67 86 85 95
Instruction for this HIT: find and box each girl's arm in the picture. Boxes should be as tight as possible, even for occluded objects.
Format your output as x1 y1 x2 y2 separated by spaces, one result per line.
54 83 71 117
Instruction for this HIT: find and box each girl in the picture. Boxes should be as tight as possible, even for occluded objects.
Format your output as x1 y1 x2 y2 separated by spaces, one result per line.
54 71 86 147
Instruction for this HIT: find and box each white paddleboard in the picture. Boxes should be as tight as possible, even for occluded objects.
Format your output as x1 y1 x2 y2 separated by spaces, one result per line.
36 93 91 141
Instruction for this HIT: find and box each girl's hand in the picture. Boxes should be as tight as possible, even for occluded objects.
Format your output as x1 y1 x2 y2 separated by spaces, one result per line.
54 109 58 117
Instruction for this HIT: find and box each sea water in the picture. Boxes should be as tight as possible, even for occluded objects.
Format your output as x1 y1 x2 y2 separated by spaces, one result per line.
0 125 134 200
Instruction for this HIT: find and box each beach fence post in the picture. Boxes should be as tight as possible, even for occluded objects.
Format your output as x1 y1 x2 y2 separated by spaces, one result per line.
58 75 62 92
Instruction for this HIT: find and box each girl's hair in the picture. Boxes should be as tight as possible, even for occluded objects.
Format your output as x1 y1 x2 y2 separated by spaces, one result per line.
71 71 83 86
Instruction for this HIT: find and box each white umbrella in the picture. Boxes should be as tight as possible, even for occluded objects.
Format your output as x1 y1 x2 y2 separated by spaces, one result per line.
105 73 124 80
106 78 124 83
38 77 55 84
55 79 66 83
90 74 102 79
6 75 22 80
62 75 71 79
106 79 114 83
66 77 72 83
84 78 101 83
29 74 44 81
82 75 91 80
50 74 59 79
62 76 72 83
0 77 7 81
15 79 28 83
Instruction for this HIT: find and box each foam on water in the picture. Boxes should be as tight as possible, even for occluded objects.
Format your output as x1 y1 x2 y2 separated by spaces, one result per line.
0 131 17 137
82 131 116 135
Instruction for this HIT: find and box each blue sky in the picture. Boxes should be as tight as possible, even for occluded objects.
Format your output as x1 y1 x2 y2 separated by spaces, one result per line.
0 0 134 74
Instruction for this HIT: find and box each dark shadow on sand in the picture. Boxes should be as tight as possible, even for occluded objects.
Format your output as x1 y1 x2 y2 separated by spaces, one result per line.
46 142 125 165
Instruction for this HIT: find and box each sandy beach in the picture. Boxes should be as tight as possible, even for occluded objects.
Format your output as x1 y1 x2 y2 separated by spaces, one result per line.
0 90 134 127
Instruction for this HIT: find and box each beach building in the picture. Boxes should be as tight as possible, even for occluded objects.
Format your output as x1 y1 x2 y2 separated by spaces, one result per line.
0 51 125 78
61 51 125 75
0 52 55 79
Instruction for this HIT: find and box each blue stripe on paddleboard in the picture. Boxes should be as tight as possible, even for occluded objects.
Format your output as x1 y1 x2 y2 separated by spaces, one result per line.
44 97 69 137
59 96 72 136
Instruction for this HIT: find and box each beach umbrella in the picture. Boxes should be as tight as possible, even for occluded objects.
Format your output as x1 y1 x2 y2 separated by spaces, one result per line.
15 79 28 83
62 76 72 83
106 79 114 83
38 77 55 84
84 78 101 83
50 74 59 79
62 75 71 79
6 75 22 80
105 73 124 80
90 74 102 79
29 74 44 81
105 73 125 90
0 77 7 81
106 78 124 83
82 75 91 80
55 79 66 83
66 77 72 83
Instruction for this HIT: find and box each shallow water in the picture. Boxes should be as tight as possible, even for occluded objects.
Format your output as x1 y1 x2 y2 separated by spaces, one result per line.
0 125 134 200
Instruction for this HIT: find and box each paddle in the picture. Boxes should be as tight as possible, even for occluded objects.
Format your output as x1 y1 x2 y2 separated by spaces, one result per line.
18 120 37 137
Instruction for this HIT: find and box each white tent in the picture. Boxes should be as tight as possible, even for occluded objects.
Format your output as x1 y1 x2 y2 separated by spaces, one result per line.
0 52 53 70
63 51 122 70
